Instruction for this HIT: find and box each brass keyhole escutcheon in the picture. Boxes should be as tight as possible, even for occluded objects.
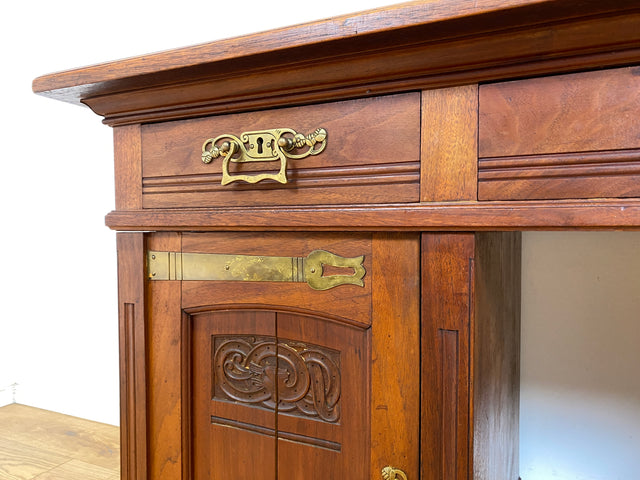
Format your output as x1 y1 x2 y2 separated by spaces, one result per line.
201 127 327 185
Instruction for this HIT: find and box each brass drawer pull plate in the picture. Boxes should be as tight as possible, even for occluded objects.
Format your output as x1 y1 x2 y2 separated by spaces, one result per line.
147 249 364 291
382 466 408 480
201 127 328 185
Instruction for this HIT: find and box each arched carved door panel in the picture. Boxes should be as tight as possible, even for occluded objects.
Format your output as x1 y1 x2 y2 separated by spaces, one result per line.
144 232 420 479
191 309 369 480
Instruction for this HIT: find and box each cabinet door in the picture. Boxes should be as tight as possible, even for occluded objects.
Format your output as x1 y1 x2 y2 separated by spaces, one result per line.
192 310 277 480
192 309 369 479
144 232 420 480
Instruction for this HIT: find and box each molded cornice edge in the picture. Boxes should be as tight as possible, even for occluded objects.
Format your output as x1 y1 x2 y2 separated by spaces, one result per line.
33 1 640 126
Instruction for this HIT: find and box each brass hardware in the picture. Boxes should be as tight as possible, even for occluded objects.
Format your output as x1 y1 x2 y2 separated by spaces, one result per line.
147 249 364 291
201 127 327 185
381 466 408 480
305 249 365 290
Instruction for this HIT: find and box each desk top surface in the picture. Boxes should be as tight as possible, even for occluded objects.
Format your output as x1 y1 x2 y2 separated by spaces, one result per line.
33 0 640 113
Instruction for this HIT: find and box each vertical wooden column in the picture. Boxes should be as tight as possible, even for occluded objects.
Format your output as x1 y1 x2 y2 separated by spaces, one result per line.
421 233 474 480
114 124 146 480
114 125 143 210
421 233 521 480
421 85 478 202
117 232 147 480
420 84 479 480
371 233 421 479
146 232 183 480
421 86 521 480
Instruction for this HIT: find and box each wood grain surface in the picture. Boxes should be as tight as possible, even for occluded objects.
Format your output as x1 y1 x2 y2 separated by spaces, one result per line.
478 149 640 200
421 233 474 480
191 310 276 480
277 312 369 479
472 232 521 480
479 66 640 157
116 233 147 480
180 232 372 326
479 66 640 200
114 125 142 210
105 200 640 231
35 0 601 93
33 3 640 125
142 231 421 479
0 404 119 480
421 85 478 201
370 234 420 479
421 233 521 480
141 94 419 208
145 233 184 480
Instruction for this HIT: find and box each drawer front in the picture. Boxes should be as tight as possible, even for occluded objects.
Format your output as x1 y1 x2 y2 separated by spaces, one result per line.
141 93 420 208
478 66 640 200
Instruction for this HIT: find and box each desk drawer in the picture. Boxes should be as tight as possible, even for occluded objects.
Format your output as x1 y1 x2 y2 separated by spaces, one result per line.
478 66 640 200
141 93 420 208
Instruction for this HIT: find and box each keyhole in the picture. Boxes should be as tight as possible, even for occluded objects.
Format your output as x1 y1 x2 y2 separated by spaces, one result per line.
257 137 264 154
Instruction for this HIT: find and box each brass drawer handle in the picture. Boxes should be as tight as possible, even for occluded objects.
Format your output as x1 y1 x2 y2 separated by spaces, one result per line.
201 127 327 185
382 466 408 480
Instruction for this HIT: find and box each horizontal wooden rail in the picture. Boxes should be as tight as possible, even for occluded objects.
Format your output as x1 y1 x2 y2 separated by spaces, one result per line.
105 200 640 231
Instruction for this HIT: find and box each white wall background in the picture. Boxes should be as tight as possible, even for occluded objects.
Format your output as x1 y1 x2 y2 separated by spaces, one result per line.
521 232 640 480
1 2 638 480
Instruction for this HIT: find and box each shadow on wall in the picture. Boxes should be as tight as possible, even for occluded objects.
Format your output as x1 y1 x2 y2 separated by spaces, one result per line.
520 386 640 479
520 232 640 480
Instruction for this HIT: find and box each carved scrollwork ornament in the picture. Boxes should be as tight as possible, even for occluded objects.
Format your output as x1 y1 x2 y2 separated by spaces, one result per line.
213 335 341 423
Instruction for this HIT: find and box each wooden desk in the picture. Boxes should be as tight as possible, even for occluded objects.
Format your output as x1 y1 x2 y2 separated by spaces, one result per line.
34 1 640 479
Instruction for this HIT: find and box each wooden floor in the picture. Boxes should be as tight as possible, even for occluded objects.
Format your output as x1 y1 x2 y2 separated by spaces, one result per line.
0 404 119 480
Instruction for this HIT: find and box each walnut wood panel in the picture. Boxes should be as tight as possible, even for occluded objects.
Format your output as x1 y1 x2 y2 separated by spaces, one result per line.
421 85 478 201
370 234 420 479
190 309 369 477
479 66 640 158
209 421 275 480
420 233 521 480
180 233 372 326
116 233 146 480
183 233 417 479
472 232 521 480
145 232 184 480
277 312 369 480
191 310 276 480
478 149 640 200
105 199 640 232
140 94 419 208
479 66 640 200
440 329 461 479
114 125 142 210
421 234 474 480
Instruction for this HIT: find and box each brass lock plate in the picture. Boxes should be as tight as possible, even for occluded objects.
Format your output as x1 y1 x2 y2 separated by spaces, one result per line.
242 131 278 160
147 249 364 291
